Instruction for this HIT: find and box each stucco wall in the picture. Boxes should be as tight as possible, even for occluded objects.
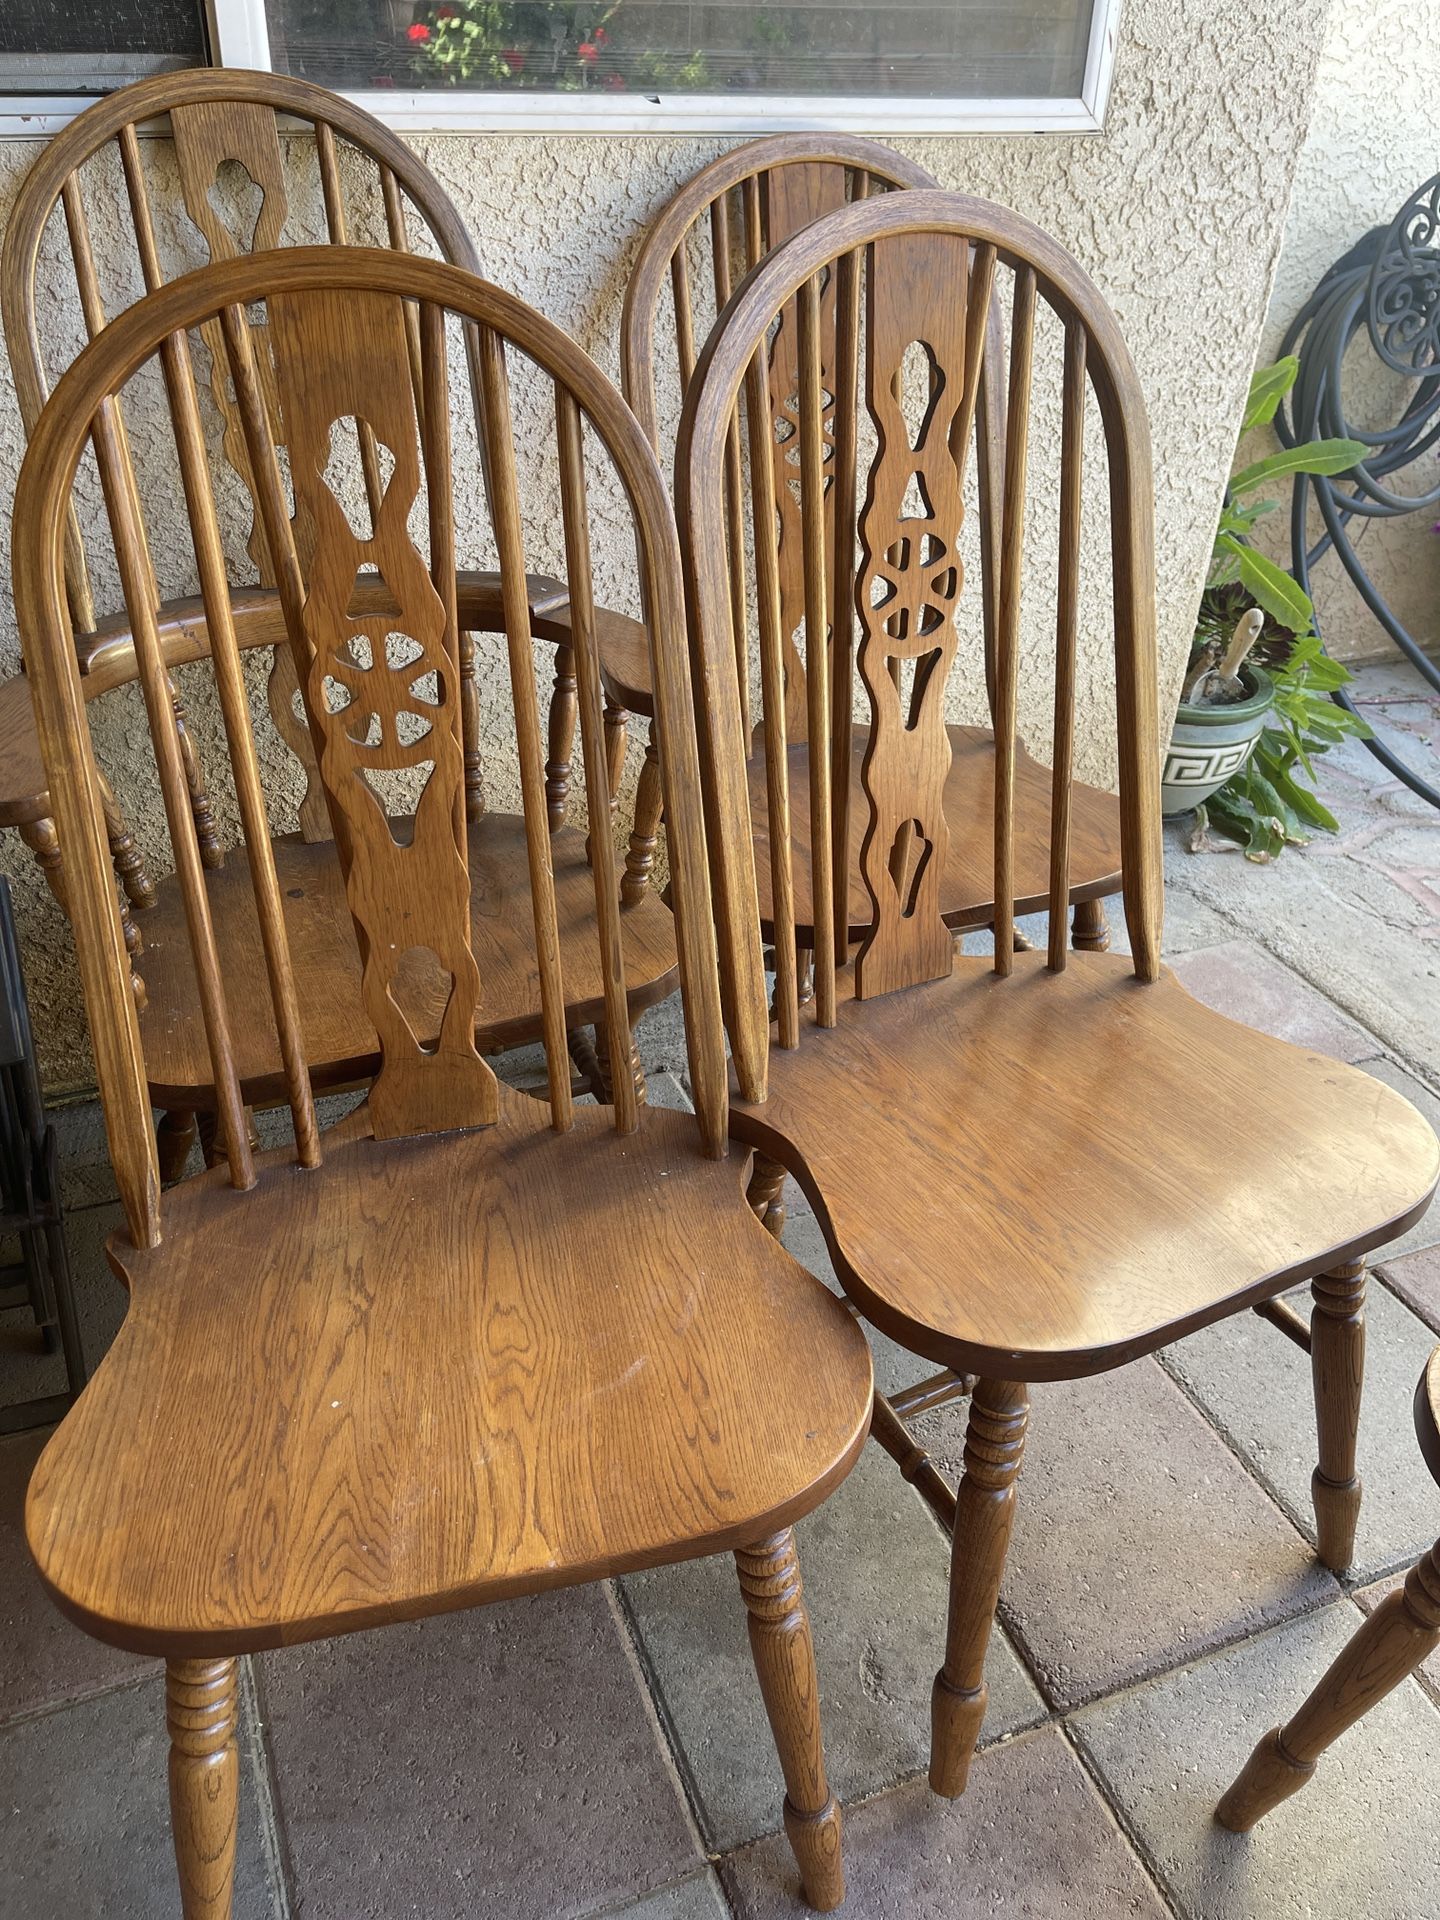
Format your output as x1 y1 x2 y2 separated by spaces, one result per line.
0 0 1332 1093
1256 0 1440 663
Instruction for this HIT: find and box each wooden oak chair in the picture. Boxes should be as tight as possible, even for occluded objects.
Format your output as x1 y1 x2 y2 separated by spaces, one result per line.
0 68 670 1162
677 189 1440 1799
614 135 1121 965
1218 1345 1440 1833
15 246 873 1915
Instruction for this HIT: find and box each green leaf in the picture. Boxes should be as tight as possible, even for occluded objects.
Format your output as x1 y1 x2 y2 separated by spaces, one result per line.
1243 358 1299 432
1261 758 1338 831
1215 537 1315 631
1229 438 1367 494
1293 657 1351 694
1207 787 1286 860
1244 765 1308 842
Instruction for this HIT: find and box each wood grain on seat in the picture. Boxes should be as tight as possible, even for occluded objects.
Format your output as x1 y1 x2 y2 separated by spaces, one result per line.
747 727 1120 939
26 1092 873 1654
0 676 47 829
135 815 679 1108
731 952 1439 1382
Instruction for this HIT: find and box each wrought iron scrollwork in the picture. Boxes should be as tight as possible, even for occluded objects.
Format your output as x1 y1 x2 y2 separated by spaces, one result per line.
1279 171 1440 809
1369 175 1440 375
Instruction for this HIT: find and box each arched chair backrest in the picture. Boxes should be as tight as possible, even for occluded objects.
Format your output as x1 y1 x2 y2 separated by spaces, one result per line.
2 68 487 841
677 190 1162 1099
622 136 1007 744
12 248 727 1249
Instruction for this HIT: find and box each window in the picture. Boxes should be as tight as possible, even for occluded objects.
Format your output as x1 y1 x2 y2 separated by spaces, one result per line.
1 0 1119 134
1 0 207 99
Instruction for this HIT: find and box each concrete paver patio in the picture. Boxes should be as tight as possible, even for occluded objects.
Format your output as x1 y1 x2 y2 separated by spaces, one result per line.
1 660 1438 1918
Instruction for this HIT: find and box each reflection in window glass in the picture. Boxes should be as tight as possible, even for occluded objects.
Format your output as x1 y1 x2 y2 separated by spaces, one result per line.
1 0 206 93
265 0 1095 99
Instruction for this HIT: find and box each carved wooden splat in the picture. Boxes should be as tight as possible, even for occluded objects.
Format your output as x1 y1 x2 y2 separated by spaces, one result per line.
853 232 969 1001
764 165 848 738
171 99 289 562
268 286 497 1136
170 101 332 840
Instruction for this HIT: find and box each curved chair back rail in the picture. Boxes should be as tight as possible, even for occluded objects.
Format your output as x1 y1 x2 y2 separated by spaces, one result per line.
1 67 492 846
13 247 729 1246
677 188 1161 1089
622 135 1006 743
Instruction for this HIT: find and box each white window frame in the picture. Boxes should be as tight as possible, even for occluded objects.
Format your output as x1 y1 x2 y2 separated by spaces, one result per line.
1 0 1120 136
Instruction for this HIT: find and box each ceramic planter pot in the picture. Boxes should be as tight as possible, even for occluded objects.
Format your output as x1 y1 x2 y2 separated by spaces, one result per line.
1161 665 1275 816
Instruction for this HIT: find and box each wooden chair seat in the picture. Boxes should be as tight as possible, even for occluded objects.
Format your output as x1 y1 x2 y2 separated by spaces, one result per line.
747 727 1121 937
26 1091 874 1654
0 674 47 830
135 814 679 1108
731 951 1439 1382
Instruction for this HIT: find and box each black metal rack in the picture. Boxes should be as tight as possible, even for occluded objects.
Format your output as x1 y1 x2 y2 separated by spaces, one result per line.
1278 172 1440 809
0 874 86 1434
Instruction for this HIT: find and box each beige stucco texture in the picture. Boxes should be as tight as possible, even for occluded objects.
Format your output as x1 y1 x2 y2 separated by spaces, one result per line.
0 0 1331 1092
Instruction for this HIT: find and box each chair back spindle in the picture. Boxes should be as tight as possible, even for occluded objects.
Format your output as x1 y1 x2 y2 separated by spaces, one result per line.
796 273 836 1024
992 262 1036 977
1047 320 1087 974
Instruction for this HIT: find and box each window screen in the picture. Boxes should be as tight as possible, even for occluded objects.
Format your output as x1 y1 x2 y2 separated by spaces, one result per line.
264 0 1096 100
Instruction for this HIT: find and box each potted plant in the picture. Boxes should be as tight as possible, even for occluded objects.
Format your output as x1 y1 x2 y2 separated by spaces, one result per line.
1165 358 1372 859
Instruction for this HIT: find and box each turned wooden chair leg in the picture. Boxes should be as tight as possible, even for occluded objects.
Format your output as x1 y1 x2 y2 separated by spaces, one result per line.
1071 897 1110 952
97 767 156 910
747 1151 788 1238
930 1376 1029 1797
567 1026 601 1098
594 1022 647 1109
796 946 815 1009
19 815 66 910
1217 1539 1440 1831
458 629 485 823
735 1530 845 1913
157 1110 199 1182
197 1108 260 1170
545 644 577 831
167 1657 239 1920
622 729 663 906
603 696 628 816
1311 1259 1366 1571
21 816 146 1005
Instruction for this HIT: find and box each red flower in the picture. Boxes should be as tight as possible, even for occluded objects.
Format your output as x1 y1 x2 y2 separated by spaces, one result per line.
502 47 525 69
407 20 430 40
577 39 598 62
602 70 626 89
593 25 607 42
437 4 458 15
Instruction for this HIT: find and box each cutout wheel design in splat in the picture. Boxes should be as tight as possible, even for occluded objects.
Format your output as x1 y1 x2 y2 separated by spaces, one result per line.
269 285 497 1137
